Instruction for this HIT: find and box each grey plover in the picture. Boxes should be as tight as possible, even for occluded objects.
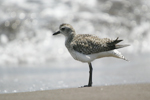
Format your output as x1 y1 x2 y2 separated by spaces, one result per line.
53 23 129 87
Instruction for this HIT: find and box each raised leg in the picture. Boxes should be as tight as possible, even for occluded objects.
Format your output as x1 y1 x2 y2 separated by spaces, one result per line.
82 62 93 87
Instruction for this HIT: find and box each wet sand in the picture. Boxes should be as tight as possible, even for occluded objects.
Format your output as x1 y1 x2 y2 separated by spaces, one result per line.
0 83 150 100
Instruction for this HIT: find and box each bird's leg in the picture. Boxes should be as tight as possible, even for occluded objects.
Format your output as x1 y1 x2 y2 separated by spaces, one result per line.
88 62 93 86
82 62 93 87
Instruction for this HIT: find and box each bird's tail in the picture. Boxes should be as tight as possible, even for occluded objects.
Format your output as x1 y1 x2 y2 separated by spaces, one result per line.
112 37 130 49
108 37 129 61
112 50 128 61
107 37 130 50
115 44 130 49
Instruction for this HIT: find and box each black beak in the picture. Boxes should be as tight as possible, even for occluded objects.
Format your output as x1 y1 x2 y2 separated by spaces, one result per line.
53 31 61 35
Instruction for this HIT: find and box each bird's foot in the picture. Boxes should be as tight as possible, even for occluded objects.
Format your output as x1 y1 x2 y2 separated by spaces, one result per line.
80 85 92 88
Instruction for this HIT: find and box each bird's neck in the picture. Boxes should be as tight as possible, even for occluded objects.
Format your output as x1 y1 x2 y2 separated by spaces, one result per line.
65 32 76 48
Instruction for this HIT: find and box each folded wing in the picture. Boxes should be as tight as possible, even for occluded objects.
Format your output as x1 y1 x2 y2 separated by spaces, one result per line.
71 34 129 55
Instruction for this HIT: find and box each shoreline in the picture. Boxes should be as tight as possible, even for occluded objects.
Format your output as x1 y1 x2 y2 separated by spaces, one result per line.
0 83 150 100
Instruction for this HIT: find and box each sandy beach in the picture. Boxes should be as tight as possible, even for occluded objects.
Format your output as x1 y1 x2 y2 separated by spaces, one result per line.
0 83 150 100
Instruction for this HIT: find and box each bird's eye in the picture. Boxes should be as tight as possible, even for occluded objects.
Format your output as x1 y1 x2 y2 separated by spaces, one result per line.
61 28 65 31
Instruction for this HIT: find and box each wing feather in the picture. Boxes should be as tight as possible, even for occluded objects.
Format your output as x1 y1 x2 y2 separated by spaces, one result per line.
71 35 123 55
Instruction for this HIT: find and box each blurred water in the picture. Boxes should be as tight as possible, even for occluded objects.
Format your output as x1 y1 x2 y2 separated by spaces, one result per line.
0 0 150 93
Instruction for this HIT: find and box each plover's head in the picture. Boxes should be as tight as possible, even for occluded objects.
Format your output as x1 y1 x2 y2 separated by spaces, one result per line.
53 23 75 36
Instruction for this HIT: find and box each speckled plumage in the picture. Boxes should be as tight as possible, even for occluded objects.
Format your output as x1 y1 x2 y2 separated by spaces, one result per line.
71 34 122 55
54 23 129 62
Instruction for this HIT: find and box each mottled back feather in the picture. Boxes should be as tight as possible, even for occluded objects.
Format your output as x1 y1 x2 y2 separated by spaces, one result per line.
71 34 123 55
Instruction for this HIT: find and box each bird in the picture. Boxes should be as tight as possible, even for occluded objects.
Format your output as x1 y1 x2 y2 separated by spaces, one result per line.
53 23 129 87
